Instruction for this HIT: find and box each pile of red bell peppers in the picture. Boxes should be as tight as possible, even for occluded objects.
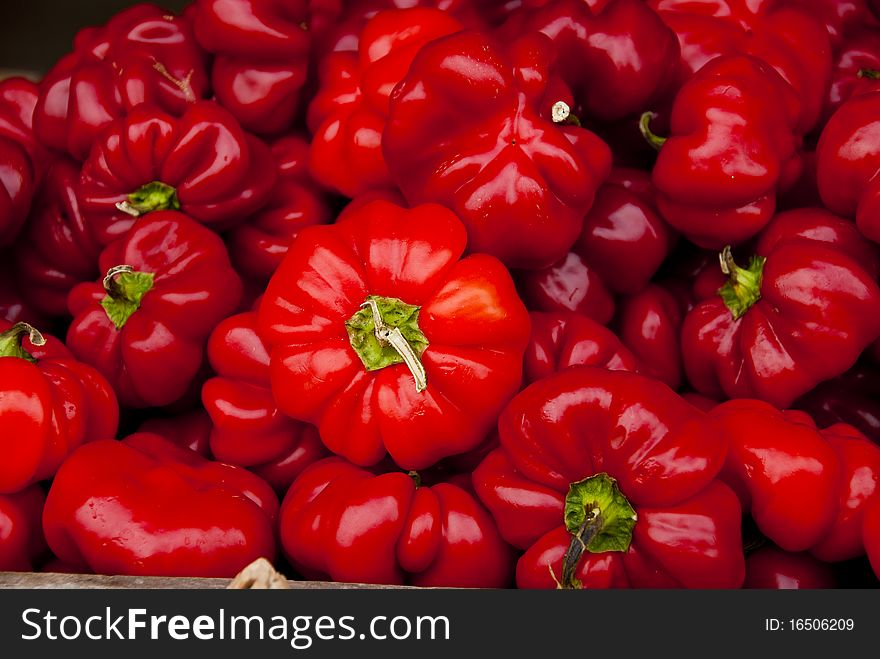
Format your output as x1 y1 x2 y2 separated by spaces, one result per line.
3 0 880 590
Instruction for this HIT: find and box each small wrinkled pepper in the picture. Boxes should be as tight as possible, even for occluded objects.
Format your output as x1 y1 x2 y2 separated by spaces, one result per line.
15 159 102 317
0 320 119 493
43 433 278 577
644 55 803 249
500 0 680 122
227 135 332 282
258 199 530 470
78 101 277 246
720 401 880 562
824 27 880 123
308 8 463 198
744 546 836 589
66 211 242 408
682 209 880 408
203 311 328 492
34 4 209 161
193 0 327 136
280 457 515 587
817 91 880 243
383 30 612 268
0 77 45 246
615 284 685 391
649 0 831 133
0 485 48 571
474 367 745 589
523 311 638 385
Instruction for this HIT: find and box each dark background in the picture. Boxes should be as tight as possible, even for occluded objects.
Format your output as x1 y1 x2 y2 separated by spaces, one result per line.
0 0 189 74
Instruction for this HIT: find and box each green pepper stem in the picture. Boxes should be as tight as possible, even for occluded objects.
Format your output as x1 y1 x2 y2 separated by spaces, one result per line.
857 68 880 80
116 181 180 217
639 111 667 150
551 100 581 127
559 509 604 590
0 322 46 362
100 265 156 330
717 246 765 320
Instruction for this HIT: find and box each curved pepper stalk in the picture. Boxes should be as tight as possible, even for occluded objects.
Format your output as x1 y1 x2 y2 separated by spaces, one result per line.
0 322 46 362
717 246 765 321
100 265 155 330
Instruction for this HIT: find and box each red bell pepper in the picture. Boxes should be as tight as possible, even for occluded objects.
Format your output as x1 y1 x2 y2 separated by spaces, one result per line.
203 311 327 491
782 0 878 48
649 0 831 133
812 422 880 562
817 91 880 243
43 432 278 577
258 199 530 470
193 0 327 136
474 367 745 589
825 27 880 122
383 30 612 268
138 409 213 457
719 401 880 561
14 159 102 317
0 485 47 572
0 321 118 493
500 0 680 122
524 311 638 385
78 101 276 246
682 208 880 408
34 4 209 161
66 211 243 408
280 457 514 586
795 363 880 445
744 546 836 589
615 284 684 390
517 252 616 325
864 497 880 578
644 55 803 249
227 135 332 282
0 77 44 246
308 8 463 198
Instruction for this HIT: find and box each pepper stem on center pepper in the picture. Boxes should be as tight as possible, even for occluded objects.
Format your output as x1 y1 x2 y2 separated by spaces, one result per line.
345 295 429 393
100 265 156 330
717 246 766 321
0 322 46 362
556 473 637 589
116 181 180 217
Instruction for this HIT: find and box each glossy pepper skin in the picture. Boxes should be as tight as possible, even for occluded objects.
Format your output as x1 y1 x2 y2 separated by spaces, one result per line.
308 8 463 198
682 209 880 408
796 363 880 444
0 485 48 571
34 4 209 161
280 457 514 587
383 30 612 269
647 55 803 249
744 546 836 589
524 311 638 385
43 433 278 578
258 199 530 470
817 92 880 243
500 0 680 122
14 159 102 317
203 311 327 492
193 0 325 136
825 27 880 123
649 0 832 133
78 101 277 246
474 367 745 589
227 135 332 282
716 401 880 559
0 78 44 246
615 284 685 390
66 211 242 408
0 321 119 494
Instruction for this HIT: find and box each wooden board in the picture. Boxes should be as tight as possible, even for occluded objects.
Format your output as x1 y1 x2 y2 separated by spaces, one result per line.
0 571 401 590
